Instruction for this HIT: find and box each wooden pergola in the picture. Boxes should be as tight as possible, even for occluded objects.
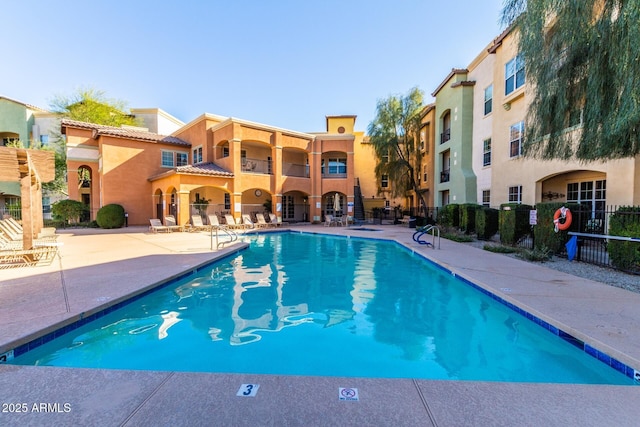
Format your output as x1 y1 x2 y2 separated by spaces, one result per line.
0 146 55 249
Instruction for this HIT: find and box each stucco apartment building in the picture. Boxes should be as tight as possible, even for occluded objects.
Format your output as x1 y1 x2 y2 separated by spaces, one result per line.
61 113 373 227
431 26 640 214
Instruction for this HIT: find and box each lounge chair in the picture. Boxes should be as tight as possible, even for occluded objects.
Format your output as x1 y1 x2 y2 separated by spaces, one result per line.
268 213 284 227
224 214 244 229
207 214 223 229
149 218 170 233
190 215 210 231
0 245 58 269
241 214 255 229
0 220 58 243
255 213 271 228
5 217 56 237
164 215 183 232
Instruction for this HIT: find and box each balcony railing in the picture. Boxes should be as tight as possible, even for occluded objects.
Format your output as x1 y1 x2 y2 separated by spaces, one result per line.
440 129 450 144
283 162 309 178
440 169 450 183
242 157 272 174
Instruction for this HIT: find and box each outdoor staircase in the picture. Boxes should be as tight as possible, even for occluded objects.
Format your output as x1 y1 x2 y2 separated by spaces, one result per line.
353 178 366 221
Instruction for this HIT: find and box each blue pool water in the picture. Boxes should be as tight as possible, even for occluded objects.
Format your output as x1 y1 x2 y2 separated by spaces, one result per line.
10 233 635 384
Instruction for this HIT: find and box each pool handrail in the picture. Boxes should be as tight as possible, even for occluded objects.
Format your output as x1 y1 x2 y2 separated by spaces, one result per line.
412 225 440 249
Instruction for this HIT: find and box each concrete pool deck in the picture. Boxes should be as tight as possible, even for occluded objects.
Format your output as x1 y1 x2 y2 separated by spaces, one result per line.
1 225 639 426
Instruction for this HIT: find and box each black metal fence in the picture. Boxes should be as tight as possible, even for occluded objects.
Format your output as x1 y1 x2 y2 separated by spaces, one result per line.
517 205 640 273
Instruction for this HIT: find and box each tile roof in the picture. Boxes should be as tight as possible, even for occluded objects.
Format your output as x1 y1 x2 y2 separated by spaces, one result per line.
175 162 233 177
60 118 190 147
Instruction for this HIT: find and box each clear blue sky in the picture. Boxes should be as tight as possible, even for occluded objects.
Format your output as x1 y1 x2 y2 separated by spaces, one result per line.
2 0 506 133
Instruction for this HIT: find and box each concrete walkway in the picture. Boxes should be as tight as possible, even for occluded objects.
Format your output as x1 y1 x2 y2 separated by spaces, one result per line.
1 225 639 426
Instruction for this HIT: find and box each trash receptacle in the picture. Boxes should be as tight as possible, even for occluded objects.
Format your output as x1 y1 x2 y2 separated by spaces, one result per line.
408 218 416 228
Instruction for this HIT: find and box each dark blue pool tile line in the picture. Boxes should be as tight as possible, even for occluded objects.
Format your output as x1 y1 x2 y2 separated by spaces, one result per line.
7 248 248 361
404 243 638 382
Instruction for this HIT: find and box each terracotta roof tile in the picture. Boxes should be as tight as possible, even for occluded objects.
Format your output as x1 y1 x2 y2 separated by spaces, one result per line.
176 162 233 177
60 118 190 147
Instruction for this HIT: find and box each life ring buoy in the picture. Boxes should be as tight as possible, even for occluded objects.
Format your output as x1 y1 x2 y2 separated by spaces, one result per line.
553 207 572 232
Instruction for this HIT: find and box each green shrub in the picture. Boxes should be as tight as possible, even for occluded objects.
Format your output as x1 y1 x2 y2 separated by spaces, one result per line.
483 244 519 254
442 231 474 242
437 204 459 227
96 204 125 229
533 202 581 254
52 199 88 225
476 207 499 240
499 204 533 245
459 204 479 234
517 245 552 262
608 206 640 271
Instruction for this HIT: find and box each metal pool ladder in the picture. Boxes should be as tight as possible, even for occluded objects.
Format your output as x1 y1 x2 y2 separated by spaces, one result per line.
412 225 440 249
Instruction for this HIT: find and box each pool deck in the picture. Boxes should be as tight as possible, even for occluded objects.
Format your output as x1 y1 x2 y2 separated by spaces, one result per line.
1 224 639 426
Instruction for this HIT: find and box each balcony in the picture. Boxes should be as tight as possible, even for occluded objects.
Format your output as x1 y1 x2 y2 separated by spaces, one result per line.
440 169 450 183
242 157 272 174
283 162 309 178
440 129 450 144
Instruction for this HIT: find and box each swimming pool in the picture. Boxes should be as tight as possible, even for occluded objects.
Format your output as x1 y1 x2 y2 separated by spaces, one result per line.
8 232 636 384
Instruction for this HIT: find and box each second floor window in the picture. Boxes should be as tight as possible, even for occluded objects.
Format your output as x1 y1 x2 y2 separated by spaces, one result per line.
381 174 389 188
176 152 188 166
483 138 492 166
509 122 524 158
161 151 174 167
484 85 493 115
193 146 203 164
423 164 428 183
482 190 490 207
505 54 525 95
323 158 347 175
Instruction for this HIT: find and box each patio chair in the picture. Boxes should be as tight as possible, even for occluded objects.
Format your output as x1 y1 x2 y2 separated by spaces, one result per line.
268 213 285 227
241 214 256 229
190 215 210 231
164 215 183 232
149 218 170 233
255 213 272 228
324 215 334 227
224 214 245 229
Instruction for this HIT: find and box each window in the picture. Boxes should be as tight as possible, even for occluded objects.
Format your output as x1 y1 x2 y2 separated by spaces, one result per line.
423 165 428 183
42 196 51 214
224 193 231 210
509 121 524 158
161 151 174 167
40 135 49 146
505 55 525 95
381 174 389 188
283 195 295 219
162 151 188 167
567 180 606 215
484 85 493 115
441 112 451 144
483 138 492 166
482 190 490 207
508 185 523 204
221 144 229 158
193 146 203 164
324 158 347 175
176 152 188 167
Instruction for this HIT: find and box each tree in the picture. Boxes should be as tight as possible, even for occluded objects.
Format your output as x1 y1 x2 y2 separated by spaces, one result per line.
501 1 640 161
44 88 140 193
367 87 427 215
